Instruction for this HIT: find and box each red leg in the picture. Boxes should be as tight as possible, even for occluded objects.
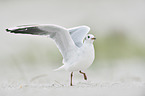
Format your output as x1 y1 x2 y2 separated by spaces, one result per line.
70 72 73 86
79 70 87 80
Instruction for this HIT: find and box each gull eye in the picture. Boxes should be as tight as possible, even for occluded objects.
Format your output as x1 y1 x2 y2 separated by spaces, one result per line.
88 36 90 38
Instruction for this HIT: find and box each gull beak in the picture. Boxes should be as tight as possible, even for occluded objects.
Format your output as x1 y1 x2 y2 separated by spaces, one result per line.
91 37 96 40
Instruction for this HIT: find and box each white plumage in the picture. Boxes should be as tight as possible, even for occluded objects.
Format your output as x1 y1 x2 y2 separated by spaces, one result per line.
6 24 96 86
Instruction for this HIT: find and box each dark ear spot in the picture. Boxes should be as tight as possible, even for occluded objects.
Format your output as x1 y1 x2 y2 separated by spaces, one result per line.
88 36 90 38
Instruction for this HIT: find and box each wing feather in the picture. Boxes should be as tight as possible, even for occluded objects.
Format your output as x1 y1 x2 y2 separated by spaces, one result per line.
68 26 90 47
6 24 77 59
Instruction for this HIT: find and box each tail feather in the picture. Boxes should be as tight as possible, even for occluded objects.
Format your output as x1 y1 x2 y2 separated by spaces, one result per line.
54 65 65 71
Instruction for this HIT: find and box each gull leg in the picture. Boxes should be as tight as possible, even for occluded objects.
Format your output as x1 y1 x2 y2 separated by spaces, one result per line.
70 72 73 86
79 70 87 80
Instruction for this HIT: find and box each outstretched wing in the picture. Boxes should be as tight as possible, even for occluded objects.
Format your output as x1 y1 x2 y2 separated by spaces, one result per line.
6 24 77 59
68 26 90 47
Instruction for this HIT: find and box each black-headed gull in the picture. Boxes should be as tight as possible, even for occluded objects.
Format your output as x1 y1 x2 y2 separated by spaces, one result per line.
6 24 96 86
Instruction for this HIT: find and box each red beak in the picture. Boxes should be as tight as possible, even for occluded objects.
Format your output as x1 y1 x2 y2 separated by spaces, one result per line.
91 38 96 40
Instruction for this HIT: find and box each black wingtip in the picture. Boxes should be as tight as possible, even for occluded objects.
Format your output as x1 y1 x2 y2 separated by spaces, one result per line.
6 28 11 32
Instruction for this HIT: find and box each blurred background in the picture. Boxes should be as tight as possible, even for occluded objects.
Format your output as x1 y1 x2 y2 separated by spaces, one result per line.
0 0 145 94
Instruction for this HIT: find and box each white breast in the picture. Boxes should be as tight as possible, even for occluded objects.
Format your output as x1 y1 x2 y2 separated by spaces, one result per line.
64 42 95 72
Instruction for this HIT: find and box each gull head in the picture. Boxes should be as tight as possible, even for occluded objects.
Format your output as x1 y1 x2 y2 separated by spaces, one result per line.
85 34 96 43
